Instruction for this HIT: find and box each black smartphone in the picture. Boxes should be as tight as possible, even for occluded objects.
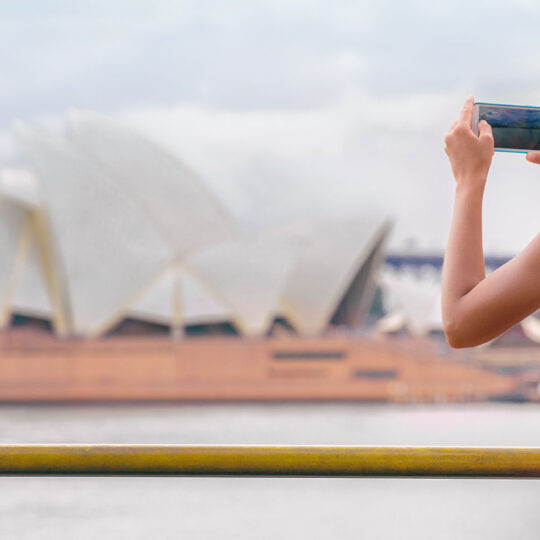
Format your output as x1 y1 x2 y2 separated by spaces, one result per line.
472 102 540 153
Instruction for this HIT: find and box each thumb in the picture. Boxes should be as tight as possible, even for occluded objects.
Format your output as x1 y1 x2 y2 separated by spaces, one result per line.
526 151 540 164
478 119 493 141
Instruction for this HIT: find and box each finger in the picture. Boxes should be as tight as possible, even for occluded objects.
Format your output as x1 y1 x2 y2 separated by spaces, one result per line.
478 119 493 141
459 95 475 125
526 151 540 164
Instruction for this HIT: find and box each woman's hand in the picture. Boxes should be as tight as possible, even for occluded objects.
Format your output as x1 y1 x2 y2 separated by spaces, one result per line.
444 95 494 194
526 151 540 164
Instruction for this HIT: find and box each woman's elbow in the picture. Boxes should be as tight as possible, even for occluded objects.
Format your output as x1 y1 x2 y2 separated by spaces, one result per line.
442 307 460 347
443 318 488 349
443 326 469 348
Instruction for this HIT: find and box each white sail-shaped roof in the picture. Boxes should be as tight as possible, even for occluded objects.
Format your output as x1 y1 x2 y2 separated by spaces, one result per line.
0 200 28 327
14 122 172 337
0 170 61 329
264 216 391 335
6 113 396 339
68 110 236 256
1 168 41 211
131 264 231 326
186 238 296 336
10 235 52 320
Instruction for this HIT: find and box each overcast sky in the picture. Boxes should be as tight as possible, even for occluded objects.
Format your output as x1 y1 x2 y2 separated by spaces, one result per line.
2 0 540 254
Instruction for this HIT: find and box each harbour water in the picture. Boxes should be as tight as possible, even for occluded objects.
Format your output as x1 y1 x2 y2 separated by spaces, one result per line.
1 403 540 539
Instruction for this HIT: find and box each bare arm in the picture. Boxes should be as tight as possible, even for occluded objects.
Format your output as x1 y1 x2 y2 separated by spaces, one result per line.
442 96 540 348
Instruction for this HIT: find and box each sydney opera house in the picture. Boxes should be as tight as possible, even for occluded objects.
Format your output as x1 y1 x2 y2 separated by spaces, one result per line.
1 112 535 404
0 111 392 340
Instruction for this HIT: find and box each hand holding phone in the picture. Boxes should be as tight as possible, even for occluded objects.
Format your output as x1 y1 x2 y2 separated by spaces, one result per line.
444 96 494 191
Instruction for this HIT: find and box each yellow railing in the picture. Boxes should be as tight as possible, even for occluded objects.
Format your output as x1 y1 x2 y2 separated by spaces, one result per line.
1 445 540 477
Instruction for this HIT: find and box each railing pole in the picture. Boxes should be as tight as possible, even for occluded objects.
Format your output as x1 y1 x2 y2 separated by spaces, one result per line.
1 445 540 477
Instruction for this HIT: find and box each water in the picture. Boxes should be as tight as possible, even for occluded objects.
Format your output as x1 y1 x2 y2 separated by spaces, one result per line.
1 403 540 539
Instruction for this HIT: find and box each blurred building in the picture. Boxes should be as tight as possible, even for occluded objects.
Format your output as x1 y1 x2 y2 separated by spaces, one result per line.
375 265 443 337
1 112 392 339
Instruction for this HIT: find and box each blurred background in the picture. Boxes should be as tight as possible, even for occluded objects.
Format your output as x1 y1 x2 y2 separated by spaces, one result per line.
2 1 540 538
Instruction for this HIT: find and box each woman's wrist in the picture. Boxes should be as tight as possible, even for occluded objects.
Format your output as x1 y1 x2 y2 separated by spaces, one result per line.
454 178 486 200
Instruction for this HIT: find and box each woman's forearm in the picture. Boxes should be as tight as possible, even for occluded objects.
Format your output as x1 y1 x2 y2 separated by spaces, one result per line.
441 181 486 330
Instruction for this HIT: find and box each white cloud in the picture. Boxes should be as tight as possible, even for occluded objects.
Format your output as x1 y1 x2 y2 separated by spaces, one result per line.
4 0 540 123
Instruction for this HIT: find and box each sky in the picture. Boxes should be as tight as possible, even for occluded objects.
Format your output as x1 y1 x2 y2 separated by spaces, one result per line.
2 0 540 254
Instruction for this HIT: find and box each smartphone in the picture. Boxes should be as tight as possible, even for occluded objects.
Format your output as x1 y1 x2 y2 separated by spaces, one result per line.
472 102 540 153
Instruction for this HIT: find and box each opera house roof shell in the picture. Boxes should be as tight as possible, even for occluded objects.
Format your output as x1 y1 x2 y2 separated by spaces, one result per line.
1 112 392 338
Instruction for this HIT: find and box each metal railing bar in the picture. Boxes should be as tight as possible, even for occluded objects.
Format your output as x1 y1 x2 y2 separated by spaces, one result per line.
1 445 540 477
